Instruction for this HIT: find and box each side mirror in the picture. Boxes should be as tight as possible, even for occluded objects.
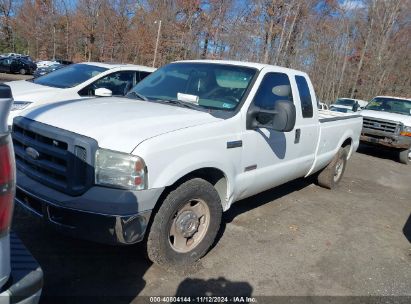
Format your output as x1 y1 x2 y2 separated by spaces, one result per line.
94 88 112 97
247 100 296 132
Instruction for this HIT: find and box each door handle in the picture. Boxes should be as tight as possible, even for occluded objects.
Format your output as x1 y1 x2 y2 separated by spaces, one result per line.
295 129 301 144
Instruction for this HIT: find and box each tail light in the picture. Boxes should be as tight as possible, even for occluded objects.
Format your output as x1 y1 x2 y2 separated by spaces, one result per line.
0 135 15 236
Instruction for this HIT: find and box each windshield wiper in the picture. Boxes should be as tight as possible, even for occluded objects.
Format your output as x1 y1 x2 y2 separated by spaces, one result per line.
127 91 148 101
157 98 204 111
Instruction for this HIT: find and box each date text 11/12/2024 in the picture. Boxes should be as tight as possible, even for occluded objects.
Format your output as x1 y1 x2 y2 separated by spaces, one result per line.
149 297 257 303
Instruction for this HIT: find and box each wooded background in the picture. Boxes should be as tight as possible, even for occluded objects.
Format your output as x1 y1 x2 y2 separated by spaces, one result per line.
0 0 410 102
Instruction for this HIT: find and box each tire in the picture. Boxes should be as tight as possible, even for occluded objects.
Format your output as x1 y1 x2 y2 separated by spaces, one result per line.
19 68 26 75
147 178 222 269
317 147 348 189
399 148 411 165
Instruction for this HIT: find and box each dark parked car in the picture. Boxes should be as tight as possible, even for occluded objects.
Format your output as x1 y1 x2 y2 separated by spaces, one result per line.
54 59 73 65
0 57 37 75
33 63 64 78
16 55 35 63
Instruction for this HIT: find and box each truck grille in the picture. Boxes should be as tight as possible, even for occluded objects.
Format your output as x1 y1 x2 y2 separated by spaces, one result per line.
362 117 400 135
12 118 97 196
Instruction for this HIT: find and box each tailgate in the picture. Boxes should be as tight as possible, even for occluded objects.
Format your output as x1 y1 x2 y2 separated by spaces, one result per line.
0 232 43 304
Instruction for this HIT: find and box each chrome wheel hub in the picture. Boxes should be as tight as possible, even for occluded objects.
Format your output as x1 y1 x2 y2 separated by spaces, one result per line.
334 159 344 182
175 211 199 238
169 199 210 253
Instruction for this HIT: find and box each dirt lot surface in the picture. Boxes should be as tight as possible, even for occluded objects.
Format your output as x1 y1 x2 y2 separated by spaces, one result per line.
12 145 411 303
0 72 32 82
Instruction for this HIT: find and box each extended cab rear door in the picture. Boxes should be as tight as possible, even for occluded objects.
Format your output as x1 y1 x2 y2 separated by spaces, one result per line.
293 74 321 176
239 68 319 198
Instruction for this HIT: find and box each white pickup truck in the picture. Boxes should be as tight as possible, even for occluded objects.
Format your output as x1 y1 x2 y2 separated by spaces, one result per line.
12 60 362 268
361 96 411 164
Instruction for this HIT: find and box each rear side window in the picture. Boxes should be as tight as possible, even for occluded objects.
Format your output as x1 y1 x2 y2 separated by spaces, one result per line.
295 75 313 118
253 72 293 110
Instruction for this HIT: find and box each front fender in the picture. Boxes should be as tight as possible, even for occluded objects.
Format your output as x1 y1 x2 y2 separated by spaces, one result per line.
147 148 236 200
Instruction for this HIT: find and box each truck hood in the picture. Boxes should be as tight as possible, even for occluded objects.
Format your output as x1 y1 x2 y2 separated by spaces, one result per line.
19 97 221 153
361 110 411 126
6 80 64 102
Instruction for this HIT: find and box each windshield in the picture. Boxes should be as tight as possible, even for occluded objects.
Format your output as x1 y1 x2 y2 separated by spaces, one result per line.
365 97 411 116
335 98 355 106
128 62 257 111
32 63 108 88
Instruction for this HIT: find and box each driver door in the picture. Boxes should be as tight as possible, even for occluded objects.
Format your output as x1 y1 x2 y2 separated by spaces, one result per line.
239 71 302 198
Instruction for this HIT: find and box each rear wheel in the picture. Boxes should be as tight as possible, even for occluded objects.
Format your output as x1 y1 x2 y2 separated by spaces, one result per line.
147 178 222 269
399 148 411 165
317 147 348 189
19 68 26 75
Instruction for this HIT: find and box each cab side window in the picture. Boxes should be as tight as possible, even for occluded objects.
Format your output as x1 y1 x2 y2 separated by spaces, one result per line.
253 72 293 110
79 71 135 97
295 75 313 118
137 71 150 83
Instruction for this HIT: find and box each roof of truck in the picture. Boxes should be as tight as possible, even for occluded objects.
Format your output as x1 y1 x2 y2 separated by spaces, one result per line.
175 59 306 74
81 62 156 72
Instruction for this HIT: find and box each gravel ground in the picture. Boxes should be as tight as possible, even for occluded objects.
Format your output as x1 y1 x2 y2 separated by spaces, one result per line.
11 144 411 303
0 72 32 82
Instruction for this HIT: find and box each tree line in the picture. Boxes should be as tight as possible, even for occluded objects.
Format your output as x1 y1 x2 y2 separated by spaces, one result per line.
0 0 410 102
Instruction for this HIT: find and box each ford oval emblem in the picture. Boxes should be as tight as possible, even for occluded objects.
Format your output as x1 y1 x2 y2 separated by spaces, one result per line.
25 147 40 160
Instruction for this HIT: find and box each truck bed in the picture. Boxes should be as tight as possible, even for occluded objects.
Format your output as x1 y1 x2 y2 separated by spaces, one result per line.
308 110 363 176
318 109 361 122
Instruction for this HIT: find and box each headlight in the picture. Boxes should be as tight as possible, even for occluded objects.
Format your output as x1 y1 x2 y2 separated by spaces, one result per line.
95 149 147 190
11 101 32 111
400 126 411 137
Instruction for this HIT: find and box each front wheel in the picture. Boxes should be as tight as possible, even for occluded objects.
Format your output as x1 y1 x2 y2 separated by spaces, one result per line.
19 68 26 75
399 148 411 165
317 147 348 189
147 178 222 269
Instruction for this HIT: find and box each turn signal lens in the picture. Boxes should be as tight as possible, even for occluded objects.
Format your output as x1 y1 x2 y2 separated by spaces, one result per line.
400 126 411 137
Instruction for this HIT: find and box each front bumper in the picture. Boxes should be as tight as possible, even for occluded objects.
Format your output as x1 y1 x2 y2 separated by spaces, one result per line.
361 129 411 149
15 170 164 245
0 233 43 304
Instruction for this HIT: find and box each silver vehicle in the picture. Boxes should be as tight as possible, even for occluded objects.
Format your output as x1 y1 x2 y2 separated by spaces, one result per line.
330 98 368 113
0 84 43 304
